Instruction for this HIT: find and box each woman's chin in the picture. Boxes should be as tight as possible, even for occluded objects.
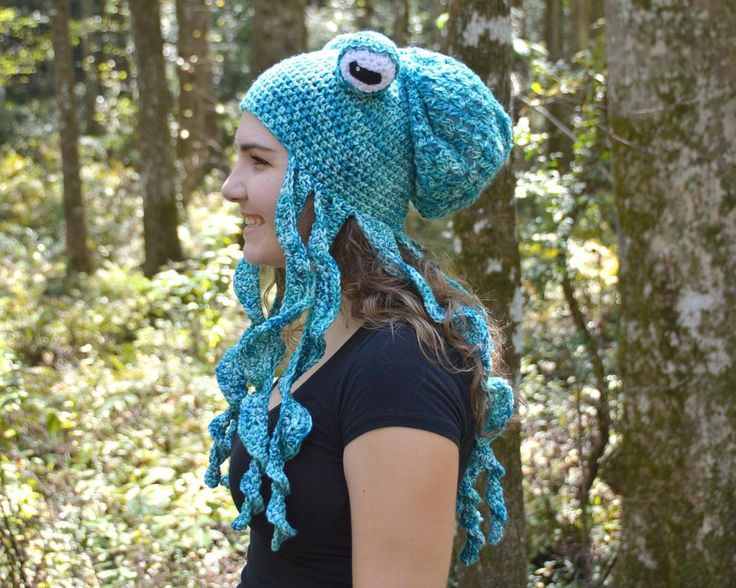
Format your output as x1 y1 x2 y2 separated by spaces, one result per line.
241 246 284 269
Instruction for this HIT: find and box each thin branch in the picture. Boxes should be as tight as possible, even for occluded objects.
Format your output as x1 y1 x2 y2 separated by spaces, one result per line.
556 202 611 497
518 95 579 143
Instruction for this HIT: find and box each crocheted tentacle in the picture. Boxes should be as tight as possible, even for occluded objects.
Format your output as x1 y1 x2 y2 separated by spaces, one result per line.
207 319 280 490
203 407 236 487
264 187 349 551
230 314 295 530
207 158 319 536
393 231 486 315
448 304 514 563
354 214 515 564
354 214 448 324
252 166 336 549
453 303 514 435
204 261 267 489
456 433 510 564
452 315 514 563
394 230 426 261
233 257 265 321
262 190 348 551
394 232 493 330
455 438 485 561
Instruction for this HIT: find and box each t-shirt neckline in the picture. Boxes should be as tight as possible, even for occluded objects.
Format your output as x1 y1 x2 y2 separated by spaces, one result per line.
268 322 372 414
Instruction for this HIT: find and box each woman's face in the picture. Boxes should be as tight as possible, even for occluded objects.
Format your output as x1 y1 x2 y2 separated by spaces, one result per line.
223 111 312 267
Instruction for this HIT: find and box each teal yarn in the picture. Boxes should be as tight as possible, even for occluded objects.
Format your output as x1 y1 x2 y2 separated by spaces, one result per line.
204 30 515 565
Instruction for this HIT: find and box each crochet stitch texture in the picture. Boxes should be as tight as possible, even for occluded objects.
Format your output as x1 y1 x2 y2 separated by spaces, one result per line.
204 30 515 565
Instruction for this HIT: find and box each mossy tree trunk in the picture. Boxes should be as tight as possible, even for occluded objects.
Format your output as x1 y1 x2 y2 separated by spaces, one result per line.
50 0 94 275
128 0 184 277
606 1 736 585
447 1 526 587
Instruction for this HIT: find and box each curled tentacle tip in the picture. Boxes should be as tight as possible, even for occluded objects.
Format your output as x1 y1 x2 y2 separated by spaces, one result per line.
231 510 250 532
203 467 220 489
460 545 480 566
488 521 506 545
281 403 313 459
270 525 298 551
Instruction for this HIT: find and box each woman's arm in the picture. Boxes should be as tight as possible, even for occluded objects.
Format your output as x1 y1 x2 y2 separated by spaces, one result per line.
344 426 459 588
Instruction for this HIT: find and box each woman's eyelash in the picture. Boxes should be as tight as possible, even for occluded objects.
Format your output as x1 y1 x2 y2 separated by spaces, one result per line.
248 154 269 166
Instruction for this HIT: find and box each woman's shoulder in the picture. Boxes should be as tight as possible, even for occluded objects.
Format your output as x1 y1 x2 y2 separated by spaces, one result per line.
356 319 466 372
339 318 474 450
343 319 472 405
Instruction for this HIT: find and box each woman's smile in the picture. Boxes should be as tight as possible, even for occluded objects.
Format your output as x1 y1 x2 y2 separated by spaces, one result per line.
242 213 266 237
243 223 262 236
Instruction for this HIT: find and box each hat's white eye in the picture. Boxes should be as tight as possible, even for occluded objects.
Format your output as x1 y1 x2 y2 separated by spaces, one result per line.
338 48 397 94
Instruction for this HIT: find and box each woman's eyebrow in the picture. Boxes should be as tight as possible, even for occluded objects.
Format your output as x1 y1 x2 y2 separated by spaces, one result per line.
234 137 277 152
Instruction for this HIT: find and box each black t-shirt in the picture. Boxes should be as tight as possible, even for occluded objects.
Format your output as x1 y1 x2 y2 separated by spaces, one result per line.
228 321 475 587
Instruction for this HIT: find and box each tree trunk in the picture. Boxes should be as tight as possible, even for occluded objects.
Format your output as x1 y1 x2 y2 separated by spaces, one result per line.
355 0 374 31
250 0 307 79
569 0 592 57
544 0 563 62
592 0 604 20
128 0 184 277
391 0 410 46
545 0 573 169
607 1 736 585
50 0 93 275
447 2 526 587
79 0 103 135
175 0 218 206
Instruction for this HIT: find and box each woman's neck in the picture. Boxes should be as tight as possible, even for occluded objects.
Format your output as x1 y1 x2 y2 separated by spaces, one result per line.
324 296 364 349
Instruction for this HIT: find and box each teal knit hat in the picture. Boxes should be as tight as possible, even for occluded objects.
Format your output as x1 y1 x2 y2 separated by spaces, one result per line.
204 30 514 565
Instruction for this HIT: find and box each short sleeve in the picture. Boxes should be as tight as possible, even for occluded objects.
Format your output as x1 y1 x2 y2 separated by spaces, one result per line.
340 326 469 449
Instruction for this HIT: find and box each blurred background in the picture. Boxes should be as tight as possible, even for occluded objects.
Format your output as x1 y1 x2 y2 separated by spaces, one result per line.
2 1 733 587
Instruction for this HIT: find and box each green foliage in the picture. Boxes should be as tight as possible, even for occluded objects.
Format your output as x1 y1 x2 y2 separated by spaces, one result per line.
514 22 620 588
0 2 624 585
0 7 51 88
0 130 248 584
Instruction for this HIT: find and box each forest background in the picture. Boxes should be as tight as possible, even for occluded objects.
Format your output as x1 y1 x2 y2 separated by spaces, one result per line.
1 1 734 587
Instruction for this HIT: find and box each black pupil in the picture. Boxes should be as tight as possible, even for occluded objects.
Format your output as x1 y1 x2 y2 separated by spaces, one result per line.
349 60 382 85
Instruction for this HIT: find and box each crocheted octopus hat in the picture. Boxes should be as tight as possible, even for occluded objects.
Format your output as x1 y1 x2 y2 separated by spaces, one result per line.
204 31 514 565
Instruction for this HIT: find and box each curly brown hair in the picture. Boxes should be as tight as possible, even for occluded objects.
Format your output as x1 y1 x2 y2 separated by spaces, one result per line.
257 198 516 437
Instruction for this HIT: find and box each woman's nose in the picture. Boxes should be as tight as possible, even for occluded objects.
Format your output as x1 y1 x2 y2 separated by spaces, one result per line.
222 171 246 202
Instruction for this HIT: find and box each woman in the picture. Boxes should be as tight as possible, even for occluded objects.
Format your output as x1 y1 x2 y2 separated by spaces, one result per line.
204 31 516 587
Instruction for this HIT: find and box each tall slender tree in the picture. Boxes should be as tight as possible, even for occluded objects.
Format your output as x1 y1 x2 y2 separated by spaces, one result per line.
544 0 574 169
50 0 93 275
250 0 307 79
79 0 103 136
391 0 410 46
128 0 184 277
545 0 563 62
175 0 218 205
447 2 526 586
607 1 736 585
355 0 375 31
